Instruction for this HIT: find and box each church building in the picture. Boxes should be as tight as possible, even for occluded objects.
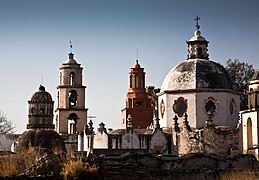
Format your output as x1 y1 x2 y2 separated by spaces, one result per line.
158 16 240 129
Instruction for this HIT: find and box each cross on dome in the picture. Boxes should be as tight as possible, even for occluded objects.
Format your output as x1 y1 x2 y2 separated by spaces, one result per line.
194 15 200 30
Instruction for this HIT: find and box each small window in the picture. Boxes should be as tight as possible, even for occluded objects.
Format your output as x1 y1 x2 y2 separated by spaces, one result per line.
130 75 132 88
40 108 45 115
197 47 202 58
205 100 216 114
70 72 75 85
135 76 139 88
31 107 35 114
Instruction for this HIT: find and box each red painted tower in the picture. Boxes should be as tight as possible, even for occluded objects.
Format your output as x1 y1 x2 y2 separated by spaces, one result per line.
121 60 153 129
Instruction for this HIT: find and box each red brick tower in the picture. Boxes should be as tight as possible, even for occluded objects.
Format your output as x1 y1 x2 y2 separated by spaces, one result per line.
121 60 153 129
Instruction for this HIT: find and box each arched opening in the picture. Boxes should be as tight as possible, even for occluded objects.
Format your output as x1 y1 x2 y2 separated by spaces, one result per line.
60 72 62 84
68 90 77 108
135 76 139 88
70 72 75 86
68 113 78 134
130 75 132 88
197 47 202 58
247 118 253 150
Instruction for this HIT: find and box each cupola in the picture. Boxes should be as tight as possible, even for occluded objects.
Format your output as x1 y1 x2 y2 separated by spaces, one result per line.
187 15 209 60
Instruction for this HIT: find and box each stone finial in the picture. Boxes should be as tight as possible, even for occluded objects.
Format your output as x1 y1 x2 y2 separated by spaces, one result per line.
183 113 192 131
155 117 161 129
173 115 180 132
84 124 90 135
98 122 107 134
88 120 94 134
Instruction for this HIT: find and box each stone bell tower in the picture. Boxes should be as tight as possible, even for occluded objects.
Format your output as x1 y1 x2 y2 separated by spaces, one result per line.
121 60 153 129
55 53 88 134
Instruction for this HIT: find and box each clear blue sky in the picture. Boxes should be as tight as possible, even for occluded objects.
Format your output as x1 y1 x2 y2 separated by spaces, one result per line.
1 0 259 133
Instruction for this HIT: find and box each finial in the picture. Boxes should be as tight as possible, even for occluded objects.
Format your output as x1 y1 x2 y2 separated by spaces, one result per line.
136 48 139 60
69 40 73 53
194 15 200 30
41 75 44 86
136 59 139 65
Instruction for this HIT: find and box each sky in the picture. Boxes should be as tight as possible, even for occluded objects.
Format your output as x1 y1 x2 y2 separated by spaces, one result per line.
0 0 259 133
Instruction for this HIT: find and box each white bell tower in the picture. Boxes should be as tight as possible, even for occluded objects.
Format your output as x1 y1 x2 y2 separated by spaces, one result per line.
55 52 88 134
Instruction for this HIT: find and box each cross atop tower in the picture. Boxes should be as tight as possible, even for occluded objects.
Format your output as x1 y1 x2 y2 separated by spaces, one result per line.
69 40 73 53
194 15 200 30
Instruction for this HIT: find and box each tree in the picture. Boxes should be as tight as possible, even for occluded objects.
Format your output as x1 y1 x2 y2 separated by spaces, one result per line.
146 86 160 119
0 111 15 134
225 59 255 110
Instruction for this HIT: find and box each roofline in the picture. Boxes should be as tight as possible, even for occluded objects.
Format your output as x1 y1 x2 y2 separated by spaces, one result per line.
157 88 241 96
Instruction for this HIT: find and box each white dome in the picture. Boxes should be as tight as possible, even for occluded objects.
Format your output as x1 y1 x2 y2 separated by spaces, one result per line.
161 59 234 92
189 30 207 42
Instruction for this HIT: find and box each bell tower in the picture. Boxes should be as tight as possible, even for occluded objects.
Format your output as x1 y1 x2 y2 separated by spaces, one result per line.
121 60 153 129
55 53 88 134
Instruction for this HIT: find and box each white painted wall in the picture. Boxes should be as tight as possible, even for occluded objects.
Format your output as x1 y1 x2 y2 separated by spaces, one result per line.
158 90 239 129
0 134 19 152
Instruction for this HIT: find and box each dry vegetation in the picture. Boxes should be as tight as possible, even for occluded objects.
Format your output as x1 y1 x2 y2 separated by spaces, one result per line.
61 152 98 179
0 149 98 178
220 170 259 180
0 147 39 176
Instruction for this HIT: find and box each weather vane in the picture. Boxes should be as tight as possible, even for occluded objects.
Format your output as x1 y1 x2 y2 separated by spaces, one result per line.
69 40 73 53
194 15 200 30
136 48 138 60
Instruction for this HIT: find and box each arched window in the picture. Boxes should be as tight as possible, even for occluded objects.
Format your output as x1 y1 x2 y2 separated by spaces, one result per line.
68 113 78 134
247 118 253 150
135 76 139 88
130 75 132 88
197 47 202 58
60 72 62 84
68 90 77 108
70 72 75 85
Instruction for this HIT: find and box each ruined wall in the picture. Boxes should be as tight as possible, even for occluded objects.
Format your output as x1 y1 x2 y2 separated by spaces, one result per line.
178 124 240 157
202 125 239 157
99 153 259 180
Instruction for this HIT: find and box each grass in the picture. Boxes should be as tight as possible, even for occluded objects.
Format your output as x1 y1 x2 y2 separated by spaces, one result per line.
61 152 98 179
220 170 259 180
0 147 39 176
0 149 98 179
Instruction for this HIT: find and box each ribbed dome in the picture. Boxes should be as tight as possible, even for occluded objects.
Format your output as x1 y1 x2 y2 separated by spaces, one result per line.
31 85 52 103
161 59 234 92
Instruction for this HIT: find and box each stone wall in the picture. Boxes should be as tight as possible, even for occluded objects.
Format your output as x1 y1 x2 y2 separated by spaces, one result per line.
177 123 240 157
99 153 259 180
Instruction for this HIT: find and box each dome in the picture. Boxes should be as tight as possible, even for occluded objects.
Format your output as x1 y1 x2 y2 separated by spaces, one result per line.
65 53 78 64
189 30 207 42
17 129 66 153
161 59 234 92
31 85 53 103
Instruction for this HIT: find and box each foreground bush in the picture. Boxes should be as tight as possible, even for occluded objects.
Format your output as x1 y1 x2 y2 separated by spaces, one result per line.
61 153 98 179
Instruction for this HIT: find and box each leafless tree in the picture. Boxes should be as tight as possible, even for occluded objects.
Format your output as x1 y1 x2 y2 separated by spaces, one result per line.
0 111 15 134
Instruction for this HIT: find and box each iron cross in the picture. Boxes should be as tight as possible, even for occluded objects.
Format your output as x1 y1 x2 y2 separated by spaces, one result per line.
194 15 200 30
